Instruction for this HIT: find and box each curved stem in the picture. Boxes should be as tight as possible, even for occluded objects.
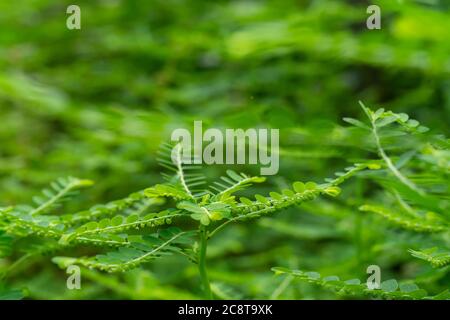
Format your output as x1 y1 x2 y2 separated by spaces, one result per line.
370 118 423 195
208 219 233 239
198 226 212 299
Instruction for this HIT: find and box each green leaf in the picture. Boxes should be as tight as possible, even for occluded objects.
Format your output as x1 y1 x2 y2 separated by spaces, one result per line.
111 216 124 226
305 182 317 190
381 279 398 292
324 186 341 197
255 194 270 204
373 108 385 120
343 117 370 130
226 170 243 182
292 182 305 193
376 115 398 128
399 283 419 293
397 113 409 122
200 215 210 226
177 201 203 214
239 197 253 205
269 192 283 200
282 189 295 197
407 119 419 127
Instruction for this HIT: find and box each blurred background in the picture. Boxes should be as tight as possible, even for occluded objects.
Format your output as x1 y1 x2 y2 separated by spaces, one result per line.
0 0 449 299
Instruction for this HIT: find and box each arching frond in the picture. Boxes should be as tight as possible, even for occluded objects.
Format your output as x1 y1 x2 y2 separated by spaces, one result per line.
272 267 448 300
156 143 207 199
409 248 450 268
360 204 448 233
60 190 151 226
355 102 427 194
232 181 325 220
53 228 195 272
17 177 93 216
59 209 187 245
210 170 265 201
0 207 64 239
324 162 381 186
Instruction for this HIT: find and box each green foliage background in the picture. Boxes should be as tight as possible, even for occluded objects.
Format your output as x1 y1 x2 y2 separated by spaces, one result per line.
0 0 448 299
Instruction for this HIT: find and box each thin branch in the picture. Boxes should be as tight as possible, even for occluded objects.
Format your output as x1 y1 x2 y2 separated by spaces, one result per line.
370 120 423 195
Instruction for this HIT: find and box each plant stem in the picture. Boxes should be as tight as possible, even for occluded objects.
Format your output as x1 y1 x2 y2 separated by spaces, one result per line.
208 219 233 239
269 275 293 299
370 119 423 195
198 226 212 299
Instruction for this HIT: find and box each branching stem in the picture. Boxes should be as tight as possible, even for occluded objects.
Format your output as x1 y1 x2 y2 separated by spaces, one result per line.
369 115 423 195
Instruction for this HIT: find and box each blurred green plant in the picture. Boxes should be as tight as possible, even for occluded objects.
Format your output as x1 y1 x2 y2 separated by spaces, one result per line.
1 105 448 299
0 0 448 300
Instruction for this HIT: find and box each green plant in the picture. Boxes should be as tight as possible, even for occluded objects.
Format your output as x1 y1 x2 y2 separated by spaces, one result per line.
271 104 449 299
272 267 449 300
0 139 373 299
0 0 449 300
1 103 449 300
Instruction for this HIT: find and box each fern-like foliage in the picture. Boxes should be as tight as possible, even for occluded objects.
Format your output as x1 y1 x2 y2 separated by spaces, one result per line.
0 207 64 239
60 190 156 226
157 143 207 199
228 162 376 222
41 154 369 276
345 102 430 195
59 209 185 245
409 248 450 268
16 177 94 216
148 143 359 230
1 105 446 299
272 267 449 300
53 227 195 272
210 170 266 201
359 204 448 233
